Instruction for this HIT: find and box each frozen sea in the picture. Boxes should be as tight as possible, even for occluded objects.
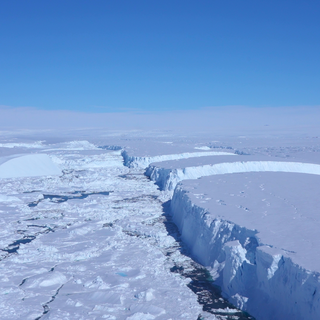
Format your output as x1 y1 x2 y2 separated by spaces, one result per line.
0 127 320 320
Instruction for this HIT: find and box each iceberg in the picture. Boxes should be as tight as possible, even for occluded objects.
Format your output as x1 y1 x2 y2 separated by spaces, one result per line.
0 154 61 178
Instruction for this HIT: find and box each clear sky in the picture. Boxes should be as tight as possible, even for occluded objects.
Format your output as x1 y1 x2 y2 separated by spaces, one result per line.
0 0 319 112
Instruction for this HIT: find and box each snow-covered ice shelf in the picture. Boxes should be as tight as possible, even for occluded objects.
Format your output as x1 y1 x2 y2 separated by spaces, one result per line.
146 155 320 191
170 172 320 320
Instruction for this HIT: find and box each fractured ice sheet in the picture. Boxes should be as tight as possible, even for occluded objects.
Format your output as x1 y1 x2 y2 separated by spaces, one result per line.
0 143 207 320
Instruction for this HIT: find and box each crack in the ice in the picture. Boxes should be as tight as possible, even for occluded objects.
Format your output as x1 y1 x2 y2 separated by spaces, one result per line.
1 226 56 256
1 236 36 254
99 145 122 150
118 173 145 180
34 284 64 320
19 278 27 287
114 194 158 204
28 191 112 207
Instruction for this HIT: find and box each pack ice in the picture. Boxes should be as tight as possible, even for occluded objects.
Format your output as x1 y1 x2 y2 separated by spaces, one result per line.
0 140 214 320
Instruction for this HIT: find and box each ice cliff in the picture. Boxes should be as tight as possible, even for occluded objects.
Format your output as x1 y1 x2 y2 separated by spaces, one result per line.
122 150 235 168
146 160 320 191
170 176 320 320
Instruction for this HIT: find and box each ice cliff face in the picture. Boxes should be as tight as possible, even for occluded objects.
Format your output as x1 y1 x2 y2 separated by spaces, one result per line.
147 161 320 191
122 150 235 168
170 185 320 320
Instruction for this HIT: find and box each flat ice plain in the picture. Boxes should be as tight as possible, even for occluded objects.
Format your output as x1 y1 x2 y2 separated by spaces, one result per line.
0 124 320 320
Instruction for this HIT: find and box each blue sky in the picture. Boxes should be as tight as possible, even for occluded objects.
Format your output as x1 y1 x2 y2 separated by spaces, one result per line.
0 0 319 112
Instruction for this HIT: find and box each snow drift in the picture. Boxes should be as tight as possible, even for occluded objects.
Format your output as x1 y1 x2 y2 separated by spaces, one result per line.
0 154 62 178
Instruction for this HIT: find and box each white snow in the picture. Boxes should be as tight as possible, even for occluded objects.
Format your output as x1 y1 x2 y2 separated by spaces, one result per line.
0 154 62 178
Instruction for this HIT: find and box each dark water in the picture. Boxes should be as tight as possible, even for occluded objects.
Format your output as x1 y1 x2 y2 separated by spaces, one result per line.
28 191 111 207
2 236 36 254
98 145 122 150
118 173 145 180
34 284 64 320
171 263 255 320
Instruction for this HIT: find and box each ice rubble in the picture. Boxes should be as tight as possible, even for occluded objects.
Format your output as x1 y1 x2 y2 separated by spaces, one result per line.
146 156 320 191
122 150 235 168
170 172 320 320
0 154 61 178
0 144 208 320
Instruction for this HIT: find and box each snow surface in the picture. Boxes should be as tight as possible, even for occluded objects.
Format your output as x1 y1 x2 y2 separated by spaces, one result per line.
0 154 62 179
170 172 320 319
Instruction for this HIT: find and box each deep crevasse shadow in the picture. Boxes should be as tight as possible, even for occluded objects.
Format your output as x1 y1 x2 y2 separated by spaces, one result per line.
161 200 255 320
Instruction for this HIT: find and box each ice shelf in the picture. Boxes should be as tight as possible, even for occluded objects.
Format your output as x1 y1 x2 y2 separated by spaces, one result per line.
170 172 320 320
146 155 320 191
122 150 235 168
